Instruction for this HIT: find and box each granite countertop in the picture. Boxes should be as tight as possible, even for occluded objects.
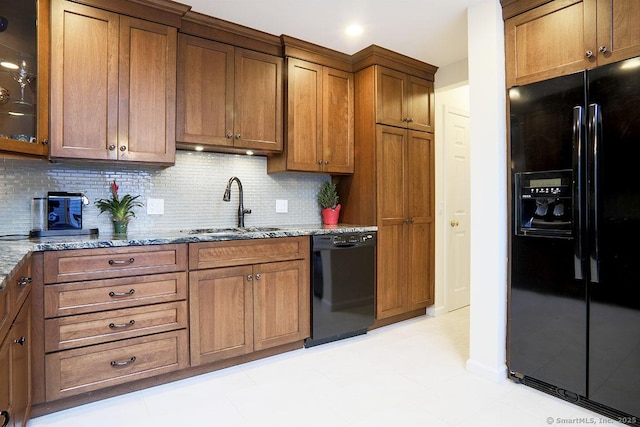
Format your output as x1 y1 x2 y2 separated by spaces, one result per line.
0 224 377 291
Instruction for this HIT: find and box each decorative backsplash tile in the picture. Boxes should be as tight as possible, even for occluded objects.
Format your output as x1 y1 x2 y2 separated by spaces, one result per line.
0 151 328 236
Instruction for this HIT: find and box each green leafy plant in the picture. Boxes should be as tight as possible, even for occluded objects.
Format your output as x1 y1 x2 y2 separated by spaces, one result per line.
94 179 143 222
317 181 339 209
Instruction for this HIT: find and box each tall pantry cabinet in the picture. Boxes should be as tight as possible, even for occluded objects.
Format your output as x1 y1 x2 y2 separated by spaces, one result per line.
338 46 437 323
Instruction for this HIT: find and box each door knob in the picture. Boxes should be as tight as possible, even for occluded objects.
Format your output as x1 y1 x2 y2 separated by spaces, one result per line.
450 220 459 227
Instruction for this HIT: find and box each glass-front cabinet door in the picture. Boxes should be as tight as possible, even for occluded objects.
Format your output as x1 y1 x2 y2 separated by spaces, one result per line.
0 0 48 157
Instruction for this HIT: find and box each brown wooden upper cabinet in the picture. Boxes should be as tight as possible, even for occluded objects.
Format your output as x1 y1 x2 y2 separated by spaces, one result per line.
176 34 283 154
49 0 178 164
267 58 354 174
375 66 434 133
504 0 640 87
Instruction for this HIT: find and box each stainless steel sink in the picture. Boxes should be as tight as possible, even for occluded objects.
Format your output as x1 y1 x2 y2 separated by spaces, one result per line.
181 226 282 235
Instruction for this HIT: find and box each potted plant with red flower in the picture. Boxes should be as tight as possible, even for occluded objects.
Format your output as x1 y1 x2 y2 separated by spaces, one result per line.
94 179 142 235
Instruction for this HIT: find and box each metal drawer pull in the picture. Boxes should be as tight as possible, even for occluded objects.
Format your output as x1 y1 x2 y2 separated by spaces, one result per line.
108 257 135 266
1 410 9 427
110 356 136 367
109 320 135 329
109 289 136 298
17 276 32 287
13 336 25 346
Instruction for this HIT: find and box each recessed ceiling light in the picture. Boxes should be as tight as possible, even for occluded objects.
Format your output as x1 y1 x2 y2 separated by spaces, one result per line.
0 61 18 70
346 24 363 37
194 145 204 151
246 150 254 156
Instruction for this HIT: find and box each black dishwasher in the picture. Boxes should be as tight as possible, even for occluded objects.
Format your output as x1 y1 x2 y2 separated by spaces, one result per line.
305 232 376 348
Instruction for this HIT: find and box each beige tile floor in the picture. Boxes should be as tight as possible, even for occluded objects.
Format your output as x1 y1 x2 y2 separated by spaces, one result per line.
29 307 626 426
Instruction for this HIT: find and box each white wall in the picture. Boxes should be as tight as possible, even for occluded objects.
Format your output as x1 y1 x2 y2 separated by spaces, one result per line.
432 58 470 316
466 0 508 382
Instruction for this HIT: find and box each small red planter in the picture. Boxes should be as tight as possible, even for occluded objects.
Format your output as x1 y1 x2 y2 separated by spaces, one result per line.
321 204 341 225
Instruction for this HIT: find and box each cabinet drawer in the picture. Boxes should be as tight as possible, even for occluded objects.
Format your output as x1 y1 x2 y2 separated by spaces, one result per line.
44 244 187 283
189 237 310 270
44 272 187 318
45 329 188 401
45 301 187 352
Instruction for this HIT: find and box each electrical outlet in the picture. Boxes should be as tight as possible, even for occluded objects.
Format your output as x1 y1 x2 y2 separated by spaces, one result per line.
275 199 288 213
147 198 164 215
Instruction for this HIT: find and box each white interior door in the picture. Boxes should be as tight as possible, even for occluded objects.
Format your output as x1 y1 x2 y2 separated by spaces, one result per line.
444 106 470 311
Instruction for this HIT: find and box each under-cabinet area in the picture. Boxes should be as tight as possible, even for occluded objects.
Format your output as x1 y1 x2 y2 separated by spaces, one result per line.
21 235 317 417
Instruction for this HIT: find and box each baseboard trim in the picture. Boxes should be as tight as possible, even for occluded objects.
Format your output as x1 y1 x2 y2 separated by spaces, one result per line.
466 358 508 383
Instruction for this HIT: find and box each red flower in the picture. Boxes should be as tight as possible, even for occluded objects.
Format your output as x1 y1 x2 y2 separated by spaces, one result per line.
110 180 119 197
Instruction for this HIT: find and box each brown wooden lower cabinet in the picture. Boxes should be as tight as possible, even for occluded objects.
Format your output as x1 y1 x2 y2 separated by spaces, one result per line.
189 238 310 366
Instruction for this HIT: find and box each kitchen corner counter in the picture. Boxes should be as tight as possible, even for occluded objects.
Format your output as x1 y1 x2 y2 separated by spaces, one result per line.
0 224 377 290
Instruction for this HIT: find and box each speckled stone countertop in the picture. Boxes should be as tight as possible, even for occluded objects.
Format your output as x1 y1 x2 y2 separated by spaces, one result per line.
0 224 377 291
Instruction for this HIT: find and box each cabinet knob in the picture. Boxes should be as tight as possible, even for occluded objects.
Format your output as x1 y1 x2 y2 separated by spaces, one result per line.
13 336 25 346
318 160 323 165
255 273 262 280
119 145 127 152
17 276 32 287
599 46 608 53
108 144 116 151
585 50 594 58
450 220 459 227
41 139 49 145
247 274 253 281
405 218 415 223
0 410 9 427
236 134 241 139
227 131 233 138
324 160 329 165
407 118 413 123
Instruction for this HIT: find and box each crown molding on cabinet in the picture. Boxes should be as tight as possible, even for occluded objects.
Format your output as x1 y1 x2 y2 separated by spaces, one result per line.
352 45 438 81
70 0 191 27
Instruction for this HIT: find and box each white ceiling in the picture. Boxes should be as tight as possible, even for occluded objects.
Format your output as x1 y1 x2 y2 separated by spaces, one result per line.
185 0 481 68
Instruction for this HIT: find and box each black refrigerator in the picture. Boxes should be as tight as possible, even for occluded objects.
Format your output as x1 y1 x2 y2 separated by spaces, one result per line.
509 56 640 425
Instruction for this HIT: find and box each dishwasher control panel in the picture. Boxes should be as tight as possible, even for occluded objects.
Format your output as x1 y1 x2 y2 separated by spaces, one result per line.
333 233 375 245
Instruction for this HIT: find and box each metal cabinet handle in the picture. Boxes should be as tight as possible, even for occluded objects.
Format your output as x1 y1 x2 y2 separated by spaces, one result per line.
110 356 136 367
318 160 323 165
227 131 233 138
108 144 116 151
407 118 413 123
236 134 241 139
585 50 594 58
109 257 135 266
41 138 49 145
13 336 25 346
405 218 415 223
1 410 9 427
17 276 32 287
599 46 608 53
119 145 127 152
247 274 253 281
109 289 136 298
450 220 459 227
255 273 261 280
109 320 135 329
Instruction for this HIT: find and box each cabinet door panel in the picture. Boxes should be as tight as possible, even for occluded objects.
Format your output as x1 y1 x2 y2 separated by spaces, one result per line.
189 266 253 365
253 260 309 351
9 300 30 427
323 67 354 173
407 223 434 310
406 131 434 220
376 224 406 319
176 35 235 147
376 66 406 128
119 16 176 163
504 0 592 87
407 77 434 133
235 49 283 151
597 0 640 64
50 1 119 160
376 126 406 222
286 58 323 171
0 333 10 427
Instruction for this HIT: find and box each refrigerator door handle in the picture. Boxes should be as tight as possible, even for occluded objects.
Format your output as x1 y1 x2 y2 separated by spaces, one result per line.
573 106 584 280
588 103 601 283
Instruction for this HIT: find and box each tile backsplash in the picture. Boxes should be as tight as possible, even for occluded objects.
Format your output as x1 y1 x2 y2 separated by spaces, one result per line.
0 151 328 236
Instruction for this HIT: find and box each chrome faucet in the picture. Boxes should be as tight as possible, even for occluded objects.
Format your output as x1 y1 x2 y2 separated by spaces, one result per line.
223 176 251 227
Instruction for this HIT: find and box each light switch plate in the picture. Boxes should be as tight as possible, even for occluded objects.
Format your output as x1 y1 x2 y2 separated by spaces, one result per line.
147 198 164 215
275 199 288 213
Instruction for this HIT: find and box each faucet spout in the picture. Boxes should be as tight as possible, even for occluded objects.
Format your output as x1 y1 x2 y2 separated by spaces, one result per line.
223 176 251 227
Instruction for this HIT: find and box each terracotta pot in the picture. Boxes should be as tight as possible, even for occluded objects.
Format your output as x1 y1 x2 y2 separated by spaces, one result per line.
321 204 341 225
